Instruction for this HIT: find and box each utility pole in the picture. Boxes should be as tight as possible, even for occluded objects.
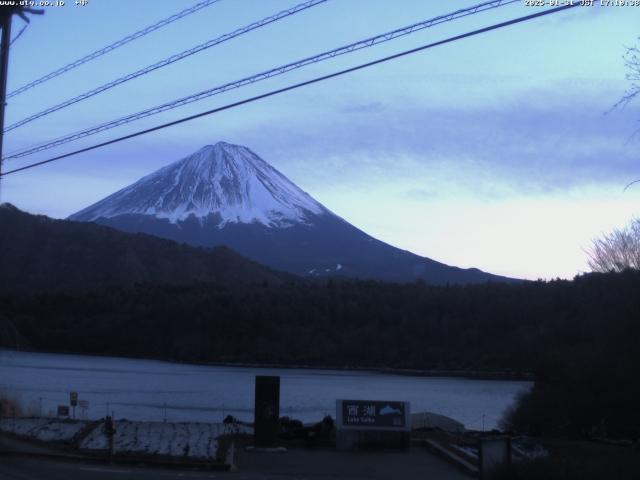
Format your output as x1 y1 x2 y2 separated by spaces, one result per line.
0 6 43 198
0 9 13 196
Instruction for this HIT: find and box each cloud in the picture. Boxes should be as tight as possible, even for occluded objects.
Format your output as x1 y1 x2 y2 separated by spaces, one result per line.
340 102 385 114
402 188 440 201
232 87 640 201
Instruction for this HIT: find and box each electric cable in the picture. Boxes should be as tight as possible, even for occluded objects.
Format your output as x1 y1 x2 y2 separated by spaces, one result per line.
4 0 519 158
0 3 580 178
9 23 28 46
7 0 224 99
3 0 328 133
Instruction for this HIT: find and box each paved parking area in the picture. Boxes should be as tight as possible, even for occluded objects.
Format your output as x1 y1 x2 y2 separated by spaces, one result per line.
234 446 469 480
0 446 468 480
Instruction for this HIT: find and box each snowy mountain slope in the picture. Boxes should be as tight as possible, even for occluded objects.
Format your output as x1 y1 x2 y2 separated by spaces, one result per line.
70 142 325 227
70 142 515 285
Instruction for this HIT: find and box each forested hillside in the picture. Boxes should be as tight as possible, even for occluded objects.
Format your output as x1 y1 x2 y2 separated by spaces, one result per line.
0 204 289 292
1 270 637 372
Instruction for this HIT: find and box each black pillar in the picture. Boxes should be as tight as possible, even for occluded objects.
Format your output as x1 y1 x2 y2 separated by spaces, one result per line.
0 11 12 191
254 375 280 447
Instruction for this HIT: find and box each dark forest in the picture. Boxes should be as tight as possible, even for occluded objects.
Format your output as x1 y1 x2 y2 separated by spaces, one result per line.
2 269 639 439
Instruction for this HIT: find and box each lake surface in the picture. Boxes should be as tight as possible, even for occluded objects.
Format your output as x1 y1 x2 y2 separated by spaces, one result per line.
0 350 531 430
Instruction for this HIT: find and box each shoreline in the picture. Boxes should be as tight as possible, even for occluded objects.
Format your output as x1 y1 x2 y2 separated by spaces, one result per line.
0 348 534 381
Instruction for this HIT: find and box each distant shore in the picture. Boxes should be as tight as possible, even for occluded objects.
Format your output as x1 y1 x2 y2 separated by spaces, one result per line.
0 348 534 381
208 362 534 381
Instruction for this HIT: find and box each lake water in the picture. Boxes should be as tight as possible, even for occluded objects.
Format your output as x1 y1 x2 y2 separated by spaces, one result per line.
0 350 531 430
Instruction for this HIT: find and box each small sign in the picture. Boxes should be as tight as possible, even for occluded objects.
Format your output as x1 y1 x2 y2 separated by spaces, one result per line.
340 400 407 428
70 391 78 407
57 405 70 417
336 399 411 451
78 400 89 408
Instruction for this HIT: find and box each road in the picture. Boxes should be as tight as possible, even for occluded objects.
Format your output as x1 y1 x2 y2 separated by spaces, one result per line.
0 447 469 480
0 456 222 480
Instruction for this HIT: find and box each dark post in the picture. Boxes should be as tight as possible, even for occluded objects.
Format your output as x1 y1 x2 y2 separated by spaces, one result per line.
104 415 116 457
69 391 78 419
0 6 43 193
254 375 280 448
479 435 512 479
0 10 12 193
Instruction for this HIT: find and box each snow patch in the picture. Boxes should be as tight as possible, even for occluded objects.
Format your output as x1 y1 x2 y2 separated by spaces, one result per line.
80 420 251 459
0 417 252 461
0 418 86 443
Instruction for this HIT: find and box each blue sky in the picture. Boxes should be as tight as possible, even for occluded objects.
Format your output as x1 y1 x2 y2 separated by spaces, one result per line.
2 0 639 280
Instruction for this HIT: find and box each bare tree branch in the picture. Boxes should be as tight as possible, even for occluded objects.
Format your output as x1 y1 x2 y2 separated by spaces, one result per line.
608 39 640 190
610 40 640 112
623 179 640 191
587 218 640 272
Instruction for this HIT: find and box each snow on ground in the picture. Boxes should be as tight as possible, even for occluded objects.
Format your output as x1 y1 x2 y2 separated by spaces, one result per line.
1 417 252 460
78 423 107 450
80 420 252 459
451 444 479 460
512 437 548 459
0 418 87 443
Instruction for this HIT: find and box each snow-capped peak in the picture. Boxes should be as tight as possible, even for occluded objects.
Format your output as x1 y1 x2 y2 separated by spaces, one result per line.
69 142 327 227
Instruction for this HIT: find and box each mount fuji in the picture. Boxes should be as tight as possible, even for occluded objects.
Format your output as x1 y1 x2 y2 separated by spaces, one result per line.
70 142 512 284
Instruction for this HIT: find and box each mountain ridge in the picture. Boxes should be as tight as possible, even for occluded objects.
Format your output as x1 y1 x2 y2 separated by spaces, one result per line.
70 142 517 285
0 203 291 293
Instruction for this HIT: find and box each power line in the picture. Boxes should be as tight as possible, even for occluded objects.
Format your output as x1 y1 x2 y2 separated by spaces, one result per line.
6 0 223 99
4 0 519 159
9 23 28 46
0 3 580 178
4 0 328 133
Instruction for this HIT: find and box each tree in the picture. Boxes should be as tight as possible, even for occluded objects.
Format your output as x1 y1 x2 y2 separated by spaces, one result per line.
587 218 640 272
613 39 639 110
